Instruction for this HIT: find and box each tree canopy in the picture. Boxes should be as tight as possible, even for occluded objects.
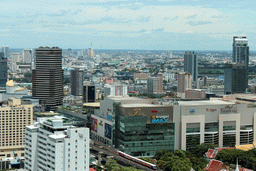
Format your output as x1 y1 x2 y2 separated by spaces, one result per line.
104 159 144 171
216 148 256 170
154 145 212 171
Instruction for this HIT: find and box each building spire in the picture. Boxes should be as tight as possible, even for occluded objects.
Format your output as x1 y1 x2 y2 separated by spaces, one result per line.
235 157 239 171
90 43 94 59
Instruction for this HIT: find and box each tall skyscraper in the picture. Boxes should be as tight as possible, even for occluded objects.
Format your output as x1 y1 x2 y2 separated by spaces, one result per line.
0 52 7 87
83 84 95 103
224 63 247 94
2 46 9 59
147 73 163 94
32 46 63 111
232 36 249 66
232 36 249 87
184 51 198 82
0 98 33 159
25 116 90 171
177 72 192 98
71 68 84 96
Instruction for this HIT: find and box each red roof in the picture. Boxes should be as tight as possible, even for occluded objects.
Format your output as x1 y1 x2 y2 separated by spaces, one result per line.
239 167 253 171
89 168 97 171
205 149 218 159
215 147 236 151
204 160 223 171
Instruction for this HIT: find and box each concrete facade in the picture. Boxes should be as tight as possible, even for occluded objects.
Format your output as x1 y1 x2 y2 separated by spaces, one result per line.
25 116 90 171
0 98 33 159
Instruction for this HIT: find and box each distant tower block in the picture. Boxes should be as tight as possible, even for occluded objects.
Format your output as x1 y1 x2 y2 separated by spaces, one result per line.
88 43 95 59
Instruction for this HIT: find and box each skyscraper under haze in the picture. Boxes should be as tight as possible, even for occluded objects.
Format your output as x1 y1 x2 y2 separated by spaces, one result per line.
71 68 84 96
184 51 198 82
232 36 249 66
32 46 63 110
2 46 9 59
224 63 247 94
0 52 7 87
232 36 249 88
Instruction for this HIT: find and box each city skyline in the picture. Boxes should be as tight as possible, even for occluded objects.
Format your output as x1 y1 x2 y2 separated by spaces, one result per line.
1 0 255 50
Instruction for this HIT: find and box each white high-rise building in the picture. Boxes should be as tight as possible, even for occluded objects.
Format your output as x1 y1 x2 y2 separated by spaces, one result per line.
21 49 33 64
25 116 90 171
95 55 100 64
104 84 128 97
12 53 21 63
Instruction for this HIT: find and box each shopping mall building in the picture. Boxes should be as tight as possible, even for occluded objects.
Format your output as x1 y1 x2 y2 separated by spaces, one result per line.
86 95 256 156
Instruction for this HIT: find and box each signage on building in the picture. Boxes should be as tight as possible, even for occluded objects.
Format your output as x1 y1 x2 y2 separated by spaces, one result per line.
190 109 195 112
105 123 112 139
99 121 103 126
206 108 217 112
128 108 144 116
221 108 237 113
107 115 112 120
106 111 112 116
91 117 97 132
151 115 169 123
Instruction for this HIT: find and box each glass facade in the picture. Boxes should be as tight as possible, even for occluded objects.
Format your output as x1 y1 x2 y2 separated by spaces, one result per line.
240 125 253 145
186 123 200 152
113 103 175 156
204 123 218 145
223 121 236 147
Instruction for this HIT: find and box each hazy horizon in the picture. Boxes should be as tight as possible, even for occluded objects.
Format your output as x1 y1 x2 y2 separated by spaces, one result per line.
1 0 255 50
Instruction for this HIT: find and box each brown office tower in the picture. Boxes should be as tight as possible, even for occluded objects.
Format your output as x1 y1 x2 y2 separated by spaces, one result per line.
32 46 63 111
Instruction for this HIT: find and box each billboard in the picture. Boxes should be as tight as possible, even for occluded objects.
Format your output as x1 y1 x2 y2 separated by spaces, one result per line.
151 115 169 123
105 123 112 139
91 117 97 132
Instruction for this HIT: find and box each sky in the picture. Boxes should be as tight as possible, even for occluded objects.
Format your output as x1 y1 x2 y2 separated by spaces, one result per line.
0 0 256 50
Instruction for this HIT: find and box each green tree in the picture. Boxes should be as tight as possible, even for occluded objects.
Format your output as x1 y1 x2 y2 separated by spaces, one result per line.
64 78 71 84
94 163 103 171
139 157 154 164
174 150 191 159
24 72 32 78
158 154 192 171
154 149 171 160
190 157 208 171
121 167 143 171
190 143 217 158
104 159 120 171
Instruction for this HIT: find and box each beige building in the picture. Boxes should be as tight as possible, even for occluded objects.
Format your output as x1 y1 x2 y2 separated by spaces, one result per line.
0 98 33 159
147 73 163 94
177 72 192 98
185 89 206 99
133 73 151 80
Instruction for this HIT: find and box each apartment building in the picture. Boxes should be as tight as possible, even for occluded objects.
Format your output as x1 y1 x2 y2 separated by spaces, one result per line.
25 116 90 171
0 98 33 159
